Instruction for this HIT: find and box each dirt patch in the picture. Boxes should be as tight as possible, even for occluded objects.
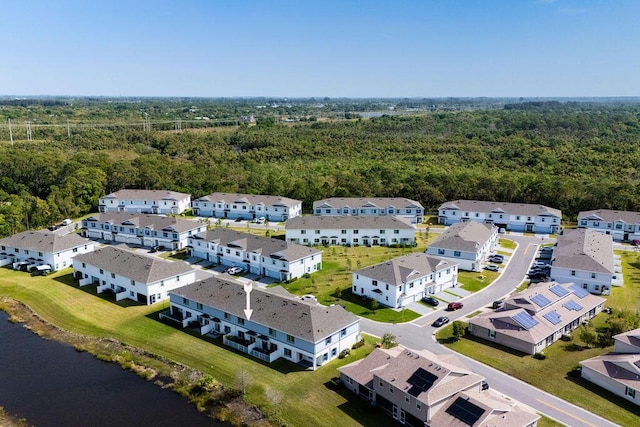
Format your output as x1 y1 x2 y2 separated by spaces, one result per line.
0 297 271 427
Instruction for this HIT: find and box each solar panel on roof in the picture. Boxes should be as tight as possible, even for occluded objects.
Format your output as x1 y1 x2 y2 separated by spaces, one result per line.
407 367 437 397
563 300 583 311
531 294 552 308
512 311 539 330
549 284 569 297
569 284 590 299
543 310 562 325
446 396 485 426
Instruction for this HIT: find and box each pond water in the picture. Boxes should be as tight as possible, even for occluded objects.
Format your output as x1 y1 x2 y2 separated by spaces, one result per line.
0 311 222 426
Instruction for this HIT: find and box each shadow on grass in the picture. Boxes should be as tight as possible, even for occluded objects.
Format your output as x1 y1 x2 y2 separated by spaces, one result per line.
52 272 141 308
145 307 308 375
439 333 529 358
562 343 587 352
565 371 640 419
334 392 389 427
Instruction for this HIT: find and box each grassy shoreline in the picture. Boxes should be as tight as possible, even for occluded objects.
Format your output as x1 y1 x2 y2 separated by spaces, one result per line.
0 267 385 427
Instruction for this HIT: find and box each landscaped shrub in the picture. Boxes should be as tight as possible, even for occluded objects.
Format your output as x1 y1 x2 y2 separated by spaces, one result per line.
352 339 365 350
533 352 546 360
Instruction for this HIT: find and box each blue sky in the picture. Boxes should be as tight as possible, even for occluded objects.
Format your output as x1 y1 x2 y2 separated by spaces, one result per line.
1 0 638 97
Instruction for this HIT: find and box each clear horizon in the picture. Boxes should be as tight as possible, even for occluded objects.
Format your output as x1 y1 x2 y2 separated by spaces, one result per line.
2 0 639 98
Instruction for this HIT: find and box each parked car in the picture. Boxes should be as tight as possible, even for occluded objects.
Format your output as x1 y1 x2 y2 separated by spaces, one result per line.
253 217 266 224
498 228 506 234
226 266 244 275
61 218 72 226
234 217 243 222
533 260 549 267
481 380 489 391
540 246 554 253
484 265 499 272
47 225 58 231
489 254 504 261
448 301 463 311
432 316 450 327
422 296 440 306
488 257 503 264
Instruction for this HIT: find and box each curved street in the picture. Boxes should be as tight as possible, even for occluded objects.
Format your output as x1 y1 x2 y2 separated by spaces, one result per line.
360 233 620 427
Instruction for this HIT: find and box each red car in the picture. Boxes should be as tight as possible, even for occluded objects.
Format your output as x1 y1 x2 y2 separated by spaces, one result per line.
448 301 464 311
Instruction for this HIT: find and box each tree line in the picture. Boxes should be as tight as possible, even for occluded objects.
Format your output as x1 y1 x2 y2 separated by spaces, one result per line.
1 103 640 237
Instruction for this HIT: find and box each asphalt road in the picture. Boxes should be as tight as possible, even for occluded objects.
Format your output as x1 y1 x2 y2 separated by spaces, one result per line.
360 234 620 427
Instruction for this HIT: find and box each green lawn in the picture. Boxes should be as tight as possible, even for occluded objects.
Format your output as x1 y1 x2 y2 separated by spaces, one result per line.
0 267 390 427
498 238 517 250
434 250 640 426
457 270 499 292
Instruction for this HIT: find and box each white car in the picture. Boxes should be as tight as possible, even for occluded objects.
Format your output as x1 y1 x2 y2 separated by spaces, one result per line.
226 266 244 275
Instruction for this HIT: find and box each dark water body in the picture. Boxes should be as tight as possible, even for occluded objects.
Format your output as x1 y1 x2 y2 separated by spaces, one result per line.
0 311 223 427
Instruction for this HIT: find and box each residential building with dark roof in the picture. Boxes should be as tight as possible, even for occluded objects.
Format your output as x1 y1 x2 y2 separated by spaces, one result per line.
99 189 192 215
162 276 360 369
0 230 94 271
81 212 205 250
352 253 458 308
313 197 424 224
549 228 615 295
578 209 640 242
338 346 539 427
285 215 416 247
192 192 302 222
426 221 497 271
188 228 322 281
72 246 196 305
580 328 640 407
468 282 605 355
438 200 561 234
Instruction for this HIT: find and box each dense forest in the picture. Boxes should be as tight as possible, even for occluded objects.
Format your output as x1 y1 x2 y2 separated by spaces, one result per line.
0 99 639 237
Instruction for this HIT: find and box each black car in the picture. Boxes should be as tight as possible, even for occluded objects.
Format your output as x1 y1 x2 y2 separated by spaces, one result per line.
432 316 450 327
422 296 440 306
481 380 489 390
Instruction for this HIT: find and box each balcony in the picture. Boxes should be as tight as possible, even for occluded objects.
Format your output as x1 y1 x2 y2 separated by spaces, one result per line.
251 347 279 363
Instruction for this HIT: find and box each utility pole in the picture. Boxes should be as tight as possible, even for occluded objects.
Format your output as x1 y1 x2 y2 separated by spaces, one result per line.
174 117 181 133
26 121 32 141
8 118 13 145
143 113 151 132
67 119 71 138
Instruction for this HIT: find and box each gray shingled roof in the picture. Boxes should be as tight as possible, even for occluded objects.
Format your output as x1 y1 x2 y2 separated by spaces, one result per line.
103 189 190 201
85 212 202 234
580 354 640 391
313 197 423 210
340 347 481 406
612 328 640 351
439 199 561 218
285 215 415 230
578 209 640 224
74 246 194 283
193 228 321 261
428 221 496 252
470 282 606 345
195 192 301 208
0 230 91 253
354 253 455 286
173 277 358 342
552 229 614 273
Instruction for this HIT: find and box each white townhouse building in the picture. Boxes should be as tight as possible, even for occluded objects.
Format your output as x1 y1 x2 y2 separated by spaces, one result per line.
580 328 640 406
313 197 424 224
578 209 640 242
161 277 360 370
286 216 416 247
549 229 615 295
72 246 196 305
0 230 94 271
191 192 302 222
99 189 192 215
426 221 498 272
338 346 540 427
438 200 561 234
81 212 205 251
468 282 605 355
188 228 322 281
352 253 458 308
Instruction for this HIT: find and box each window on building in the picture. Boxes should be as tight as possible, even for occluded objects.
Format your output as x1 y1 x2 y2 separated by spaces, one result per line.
354 230 359 234
488 330 496 339
454 251 461 257
438 249 445 255
287 334 295 343
571 270 576 276
341 328 347 337
111 273 116 279
130 279 135 286
183 297 188 304
269 328 276 336
625 387 636 399
238 317 244 325
591 272 596 279
196 303 203 310
372 280 378 286
284 348 292 357
224 312 230 320
301 230 306 234
325 337 332 345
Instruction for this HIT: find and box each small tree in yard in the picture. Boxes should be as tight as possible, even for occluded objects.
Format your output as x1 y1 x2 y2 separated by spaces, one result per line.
370 299 379 312
381 332 398 349
452 320 468 340
234 369 252 395
579 326 597 349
